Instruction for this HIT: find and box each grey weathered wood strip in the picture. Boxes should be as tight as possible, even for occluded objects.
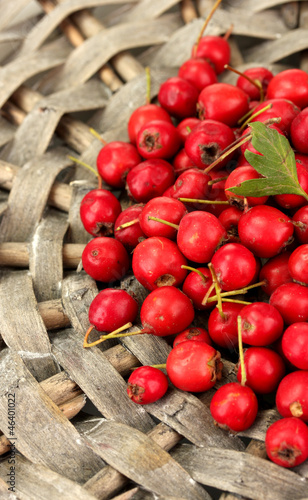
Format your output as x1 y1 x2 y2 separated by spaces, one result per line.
0 148 72 243
0 0 32 30
2 80 108 166
245 28 308 64
0 350 104 482
52 328 155 433
38 15 182 93
172 444 308 500
0 37 71 108
29 209 68 303
85 420 211 500
0 117 15 148
67 181 95 244
0 271 58 381
117 0 182 22
0 454 98 500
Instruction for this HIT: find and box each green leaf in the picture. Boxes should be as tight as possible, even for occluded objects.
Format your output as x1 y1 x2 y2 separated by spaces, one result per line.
226 122 308 201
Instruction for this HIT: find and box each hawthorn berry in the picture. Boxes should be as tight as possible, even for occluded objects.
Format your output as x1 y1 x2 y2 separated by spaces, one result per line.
265 417 308 468
266 69 308 109
211 243 257 292
193 36 231 75
207 302 243 350
126 159 175 203
158 77 199 119
197 83 249 127
276 371 308 422
281 323 308 370
178 57 218 91
80 189 122 237
128 103 173 144
236 347 285 394
182 267 216 310
88 289 138 333
127 366 169 404
240 302 284 346
136 120 181 160
114 204 146 251
82 237 129 283
173 327 212 347
139 197 187 240
259 252 292 296
270 282 308 325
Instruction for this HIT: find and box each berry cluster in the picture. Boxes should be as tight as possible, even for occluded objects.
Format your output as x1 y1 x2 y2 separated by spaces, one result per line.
78 24 308 470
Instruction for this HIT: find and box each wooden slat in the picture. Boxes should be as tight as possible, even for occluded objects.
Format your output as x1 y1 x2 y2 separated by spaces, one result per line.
0 350 104 482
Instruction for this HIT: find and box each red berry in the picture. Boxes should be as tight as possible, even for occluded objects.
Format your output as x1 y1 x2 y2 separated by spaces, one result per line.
292 205 308 244
178 57 217 91
270 282 308 325
126 159 175 203
158 77 199 119
128 104 172 145
140 286 195 336
173 327 212 347
176 117 201 143
211 242 257 292
276 371 308 422
82 237 129 283
259 252 292 296
225 165 269 207
290 107 308 154
165 168 211 210
177 211 227 263
193 36 230 75
281 323 308 370
237 205 294 258
127 366 169 404
249 98 300 134
114 204 146 250
198 83 249 127
236 347 285 394
132 236 188 291
172 148 197 176
288 244 308 285
96 141 141 188
210 382 258 432
218 206 242 242
184 120 235 169
80 189 122 237
265 417 308 468
139 197 187 240
89 289 138 333
240 302 284 346
136 120 181 160
208 302 243 349
166 340 223 392
236 67 274 101
267 69 308 109
182 267 216 310
274 160 308 209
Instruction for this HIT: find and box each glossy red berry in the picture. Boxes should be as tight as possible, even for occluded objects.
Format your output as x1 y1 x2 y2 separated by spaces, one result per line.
127 366 169 404
210 382 258 432
240 302 284 346
267 69 308 109
182 267 216 310
265 417 308 468
176 117 201 143
128 104 173 144
236 347 285 394
173 327 212 347
96 141 141 188
177 211 227 263
184 120 235 169
249 98 300 134
236 67 274 101
80 189 122 237
158 77 199 119
292 205 308 244
270 282 308 325
193 36 231 75
132 236 188 291
140 286 195 336
218 206 242 242
225 165 269 207
136 120 181 160
172 148 196 176
165 168 211 210
211 243 257 292
259 252 292 296
281 323 308 370
178 57 217 91
166 340 223 392
198 83 249 127
288 244 308 285
238 205 294 258
207 302 243 350
126 159 175 203
89 289 138 333
139 197 187 240
82 237 129 283
274 160 308 210
114 204 146 250
276 371 308 422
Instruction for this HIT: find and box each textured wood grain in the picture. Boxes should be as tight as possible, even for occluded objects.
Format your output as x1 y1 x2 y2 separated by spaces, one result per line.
52 328 155 433
0 350 104 482
245 28 308 64
29 209 68 302
0 0 33 30
0 148 72 243
85 420 210 500
0 454 99 500
0 270 58 381
67 181 95 244
2 80 108 166
172 444 308 500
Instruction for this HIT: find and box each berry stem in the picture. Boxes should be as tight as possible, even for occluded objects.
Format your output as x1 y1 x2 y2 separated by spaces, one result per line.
223 23 233 41
203 134 252 174
147 216 179 230
193 0 223 57
68 155 100 180
99 328 143 343
178 198 229 205
208 263 225 320
239 103 273 132
237 315 247 386
115 218 139 231
208 176 228 186
206 280 266 303
83 322 133 348
201 282 215 306
181 265 207 281
89 127 107 145
145 66 151 105
221 298 252 305
224 64 264 103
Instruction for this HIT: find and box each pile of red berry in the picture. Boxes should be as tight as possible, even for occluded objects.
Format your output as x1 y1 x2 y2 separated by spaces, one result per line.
78 25 308 471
